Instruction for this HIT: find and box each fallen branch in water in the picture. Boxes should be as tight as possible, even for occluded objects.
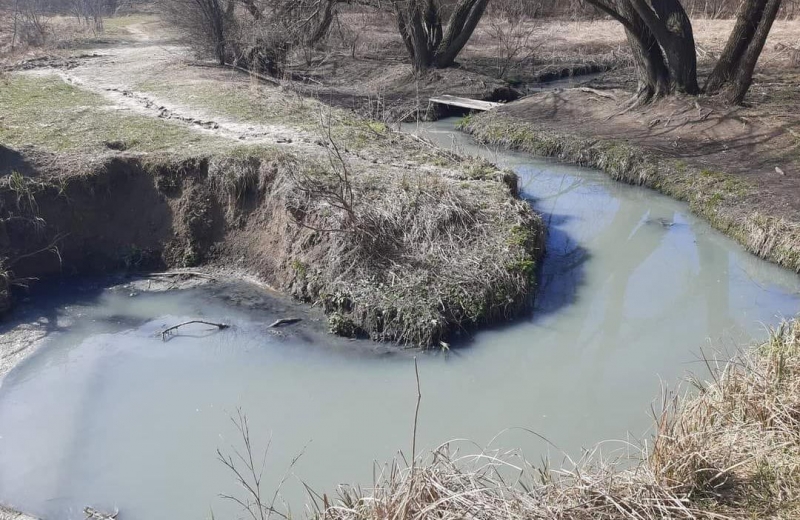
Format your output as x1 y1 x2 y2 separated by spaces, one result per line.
161 320 230 341
84 507 118 520
269 317 302 328
145 270 216 279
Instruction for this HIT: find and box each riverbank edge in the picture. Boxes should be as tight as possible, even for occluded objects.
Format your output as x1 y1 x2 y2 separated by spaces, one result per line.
321 318 800 520
0 142 545 350
460 112 800 273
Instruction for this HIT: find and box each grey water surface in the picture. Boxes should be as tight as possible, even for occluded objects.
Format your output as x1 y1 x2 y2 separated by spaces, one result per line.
1 119 800 519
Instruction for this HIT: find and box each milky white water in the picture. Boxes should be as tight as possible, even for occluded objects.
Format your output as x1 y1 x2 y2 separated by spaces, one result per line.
1 119 799 519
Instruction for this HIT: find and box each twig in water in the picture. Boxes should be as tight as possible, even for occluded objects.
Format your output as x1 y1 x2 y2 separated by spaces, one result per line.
160 320 230 341
400 357 422 520
269 318 302 328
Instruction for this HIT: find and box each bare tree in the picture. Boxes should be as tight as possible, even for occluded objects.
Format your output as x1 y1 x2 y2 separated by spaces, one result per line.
161 0 230 64
161 0 345 75
586 0 781 104
485 0 540 79
70 0 107 30
705 0 784 102
10 0 50 47
391 0 491 71
726 0 783 103
238 0 338 47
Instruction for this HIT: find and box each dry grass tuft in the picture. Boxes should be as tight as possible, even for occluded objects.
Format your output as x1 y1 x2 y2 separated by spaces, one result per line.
216 144 545 347
316 320 800 519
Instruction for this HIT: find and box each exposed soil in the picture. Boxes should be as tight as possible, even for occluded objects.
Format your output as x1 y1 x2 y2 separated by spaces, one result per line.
494 87 800 219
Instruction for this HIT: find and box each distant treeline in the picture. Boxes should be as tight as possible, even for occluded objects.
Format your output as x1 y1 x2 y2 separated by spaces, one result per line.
498 0 800 19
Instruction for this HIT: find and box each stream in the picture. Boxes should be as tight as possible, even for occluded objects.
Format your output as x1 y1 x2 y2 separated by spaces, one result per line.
1 119 800 519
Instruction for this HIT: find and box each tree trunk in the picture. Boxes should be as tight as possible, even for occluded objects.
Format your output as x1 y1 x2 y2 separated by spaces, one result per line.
705 0 767 93
622 2 670 102
396 10 419 63
432 0 490 68
728 0 782 104
628 0 699 94
586 0 669 101
307 0 337 47
196 0 226 64
393 0 489 71
11 0 19 50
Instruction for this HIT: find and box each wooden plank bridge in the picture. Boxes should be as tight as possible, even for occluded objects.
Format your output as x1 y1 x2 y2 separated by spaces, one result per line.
428 95 502 112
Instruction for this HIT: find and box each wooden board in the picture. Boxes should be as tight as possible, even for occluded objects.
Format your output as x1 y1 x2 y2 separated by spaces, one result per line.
428 95 502 111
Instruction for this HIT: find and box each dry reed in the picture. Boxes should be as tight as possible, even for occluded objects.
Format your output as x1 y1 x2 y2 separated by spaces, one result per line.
317 320 800 519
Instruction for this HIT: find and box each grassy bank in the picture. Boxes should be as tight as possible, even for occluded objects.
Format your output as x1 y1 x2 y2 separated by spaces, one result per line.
460 112 800 273
316 319 800 519
0 74 544 348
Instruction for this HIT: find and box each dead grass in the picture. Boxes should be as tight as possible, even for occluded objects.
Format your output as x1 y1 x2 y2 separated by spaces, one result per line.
317 319 800 519
208 143 544 347
0 13 161 59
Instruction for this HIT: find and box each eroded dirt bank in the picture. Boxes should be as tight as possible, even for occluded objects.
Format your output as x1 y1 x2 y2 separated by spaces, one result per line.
461 91 800 273
0 141 543 349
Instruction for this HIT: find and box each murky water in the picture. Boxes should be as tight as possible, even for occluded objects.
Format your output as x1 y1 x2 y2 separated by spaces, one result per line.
2 120 800 519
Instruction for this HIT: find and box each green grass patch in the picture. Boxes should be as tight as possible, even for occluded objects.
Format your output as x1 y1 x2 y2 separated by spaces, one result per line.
0 74 229 154
134 79 320 129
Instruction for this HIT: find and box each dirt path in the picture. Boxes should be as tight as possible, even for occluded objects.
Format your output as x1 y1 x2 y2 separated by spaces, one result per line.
20 19 323 150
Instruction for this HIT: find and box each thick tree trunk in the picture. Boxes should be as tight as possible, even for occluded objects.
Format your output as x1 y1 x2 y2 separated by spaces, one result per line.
433 0 490 68
393 0 489 71
626 25 671 101
628 0 699 94
705 0 767 93
728 0 782 104
616 0 670 102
